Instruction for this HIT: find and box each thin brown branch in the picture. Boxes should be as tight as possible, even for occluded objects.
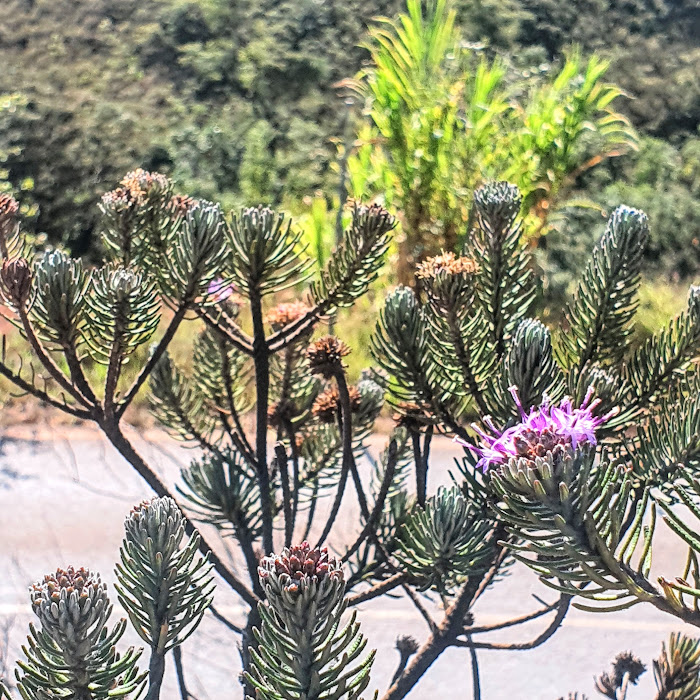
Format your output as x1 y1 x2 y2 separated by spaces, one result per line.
347 573 407 606
0 360 91 419
462 594 572 651
99 420 259 608
117 305 187 417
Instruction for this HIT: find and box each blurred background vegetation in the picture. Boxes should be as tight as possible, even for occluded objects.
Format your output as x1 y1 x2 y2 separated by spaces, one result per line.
0 0 698 410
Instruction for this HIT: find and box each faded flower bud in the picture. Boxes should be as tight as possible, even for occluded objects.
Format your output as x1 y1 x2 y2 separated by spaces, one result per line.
416 252 478 309
312 385 362 423
0 258 31 306
595 651 646 698
306 336 350 378
266 301 310 332
258 542 345 623
30 566 111 658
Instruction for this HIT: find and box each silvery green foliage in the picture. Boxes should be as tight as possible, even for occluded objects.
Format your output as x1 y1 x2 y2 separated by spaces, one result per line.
395 487 494 593
16 567 144 700
115 497 214 653
247 544 375 700
30 251 89 348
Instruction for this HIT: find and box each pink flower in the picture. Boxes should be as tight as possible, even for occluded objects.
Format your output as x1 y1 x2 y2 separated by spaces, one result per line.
459 387 616 472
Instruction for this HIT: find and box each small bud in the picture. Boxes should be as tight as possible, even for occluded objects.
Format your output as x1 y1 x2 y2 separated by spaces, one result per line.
0 258 31 306
30 566 111 656
306 336 350 378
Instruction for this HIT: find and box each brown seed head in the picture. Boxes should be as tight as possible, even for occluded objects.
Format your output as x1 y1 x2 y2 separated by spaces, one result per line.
312 385 362 423
396 635 420 656
258 542 343 592
266 301 310 331
0 258 31 306
306 336 350 378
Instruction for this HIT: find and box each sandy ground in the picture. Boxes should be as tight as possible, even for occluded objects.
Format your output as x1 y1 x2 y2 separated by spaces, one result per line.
1 426 698 699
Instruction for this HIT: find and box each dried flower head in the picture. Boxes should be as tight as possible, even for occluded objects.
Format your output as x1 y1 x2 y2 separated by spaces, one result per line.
266 301 310 331
267 399 301 429
396 635 419 656
30 566 111 654
258 542 343 594
0 258 31 306
120 168 169 201
306 336 350 378
312 385 362 423
416 251 479 310
461 386 616 472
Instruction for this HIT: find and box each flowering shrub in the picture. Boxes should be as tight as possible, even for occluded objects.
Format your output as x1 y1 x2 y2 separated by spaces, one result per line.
2 172 700 699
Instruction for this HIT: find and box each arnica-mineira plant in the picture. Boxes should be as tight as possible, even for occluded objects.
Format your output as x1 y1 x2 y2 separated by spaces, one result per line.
463 386 615 471
5 164 700 700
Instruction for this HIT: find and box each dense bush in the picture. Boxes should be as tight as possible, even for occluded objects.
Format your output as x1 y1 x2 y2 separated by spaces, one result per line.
3 172 700 698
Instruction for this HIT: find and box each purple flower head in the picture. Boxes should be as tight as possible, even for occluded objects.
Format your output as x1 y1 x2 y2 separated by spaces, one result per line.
458 386 617 472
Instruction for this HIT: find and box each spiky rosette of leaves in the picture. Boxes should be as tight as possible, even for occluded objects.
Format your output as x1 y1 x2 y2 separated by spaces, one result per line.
228 206 311 295
178 448 263 540
653 633 700 700
311 202 395 312
622 285 700 412
29 250 89 349
159 201 229 305
372 286 433 408
16 567 144 700
115 497 214 655
465 181 535 357
247 543 375 700
558 206 649 373
83 266 160 365
498 319 566 418
150 351 216 444
99 169 174 267
395 487 494 593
